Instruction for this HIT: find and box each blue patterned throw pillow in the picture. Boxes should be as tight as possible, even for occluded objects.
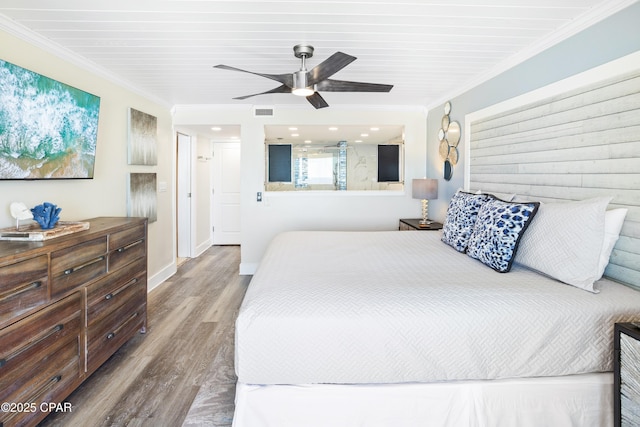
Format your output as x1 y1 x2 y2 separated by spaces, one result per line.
441 191 491 252
466 197 540 272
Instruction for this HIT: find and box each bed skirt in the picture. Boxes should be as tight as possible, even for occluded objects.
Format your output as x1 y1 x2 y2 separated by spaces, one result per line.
232 373 613 427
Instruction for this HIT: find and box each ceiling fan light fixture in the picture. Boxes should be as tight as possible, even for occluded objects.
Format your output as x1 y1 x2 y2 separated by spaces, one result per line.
292 87 314 97
292 70 314 96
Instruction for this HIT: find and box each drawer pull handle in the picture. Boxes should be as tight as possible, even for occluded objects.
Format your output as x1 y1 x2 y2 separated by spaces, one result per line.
0 324 64 369
105 311 140 342
116 239 144 253
103 278 138 301
26 374 62 405
64 256 105 275
0 280 42 302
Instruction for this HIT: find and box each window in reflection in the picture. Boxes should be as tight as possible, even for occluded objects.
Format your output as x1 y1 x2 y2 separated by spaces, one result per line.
266 124 404 192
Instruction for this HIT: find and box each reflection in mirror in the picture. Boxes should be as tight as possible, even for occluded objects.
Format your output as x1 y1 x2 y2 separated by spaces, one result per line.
444 160 453 181
444 101 451 115
439 140 449 160
449 147 459 165
447 121 461 147
265 125 404 191
441 115 450 131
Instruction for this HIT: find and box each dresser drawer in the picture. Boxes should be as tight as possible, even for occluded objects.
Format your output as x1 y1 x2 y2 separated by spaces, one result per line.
109 223 146 251
0 292 81 405
51 237 107 297
0 353 80 427
0 255 49 328
87 257 146 326
109 236 146 272
86 298 145 373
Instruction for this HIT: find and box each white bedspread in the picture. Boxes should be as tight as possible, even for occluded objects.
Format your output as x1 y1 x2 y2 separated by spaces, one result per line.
235 230 640 385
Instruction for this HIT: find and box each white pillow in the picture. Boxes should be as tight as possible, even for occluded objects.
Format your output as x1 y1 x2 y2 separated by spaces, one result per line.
596 208 628 279
514 197 611 293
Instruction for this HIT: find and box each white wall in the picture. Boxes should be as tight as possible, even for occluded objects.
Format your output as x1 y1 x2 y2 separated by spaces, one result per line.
0 29 176 290
173 104 428 274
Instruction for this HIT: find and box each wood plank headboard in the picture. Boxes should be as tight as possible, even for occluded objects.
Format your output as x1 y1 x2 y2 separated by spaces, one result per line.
464 52 640 289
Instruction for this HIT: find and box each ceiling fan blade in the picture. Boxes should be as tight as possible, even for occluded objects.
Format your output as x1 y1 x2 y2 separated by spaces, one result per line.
306 92 329 109
316 79 393 92
306 52 357 86
232 84 292 100
214 64 293 87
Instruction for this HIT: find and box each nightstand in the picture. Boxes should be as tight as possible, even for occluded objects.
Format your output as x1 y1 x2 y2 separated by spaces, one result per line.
615 322 640 427
399 218 443 231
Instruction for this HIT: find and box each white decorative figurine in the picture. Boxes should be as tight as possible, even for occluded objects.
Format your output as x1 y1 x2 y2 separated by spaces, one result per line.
10 202 33 230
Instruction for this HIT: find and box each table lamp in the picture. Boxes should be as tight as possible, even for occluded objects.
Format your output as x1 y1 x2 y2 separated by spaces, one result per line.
412 178 438 226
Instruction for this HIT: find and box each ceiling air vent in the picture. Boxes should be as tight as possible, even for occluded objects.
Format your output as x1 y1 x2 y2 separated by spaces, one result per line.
253 106 274 117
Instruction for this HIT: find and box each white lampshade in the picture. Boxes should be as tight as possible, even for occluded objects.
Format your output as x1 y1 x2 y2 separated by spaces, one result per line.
412 178 438 200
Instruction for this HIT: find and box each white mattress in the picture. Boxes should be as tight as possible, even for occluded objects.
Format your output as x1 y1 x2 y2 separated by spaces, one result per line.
235 230 640 385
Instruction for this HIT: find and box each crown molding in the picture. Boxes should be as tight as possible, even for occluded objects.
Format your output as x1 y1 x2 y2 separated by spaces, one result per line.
0 13 171 108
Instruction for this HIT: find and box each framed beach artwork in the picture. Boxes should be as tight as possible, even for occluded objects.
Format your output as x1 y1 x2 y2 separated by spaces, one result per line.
128 172 157 222
0 59 101 180
128 107 157 165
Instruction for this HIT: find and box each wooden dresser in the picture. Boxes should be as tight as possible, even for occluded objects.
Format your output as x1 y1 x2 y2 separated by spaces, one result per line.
0 217 147 427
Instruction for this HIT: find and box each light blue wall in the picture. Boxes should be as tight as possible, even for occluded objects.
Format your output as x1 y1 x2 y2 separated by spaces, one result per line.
427 1 640 221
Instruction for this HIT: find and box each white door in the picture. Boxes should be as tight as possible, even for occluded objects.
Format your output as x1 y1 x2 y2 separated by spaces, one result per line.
212 142 241 245
177 133 192 257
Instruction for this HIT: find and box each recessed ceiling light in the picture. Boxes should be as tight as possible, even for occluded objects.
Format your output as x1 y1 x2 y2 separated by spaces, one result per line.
329 127 338 131
211 127 222 131
304 140 312 143
370 127 379 131
291 133 299 137
361 133 369 137
289 127 298 131
355 140 363 143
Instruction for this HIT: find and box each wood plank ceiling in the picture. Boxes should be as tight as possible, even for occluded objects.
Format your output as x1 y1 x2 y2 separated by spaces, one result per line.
0 0 635 108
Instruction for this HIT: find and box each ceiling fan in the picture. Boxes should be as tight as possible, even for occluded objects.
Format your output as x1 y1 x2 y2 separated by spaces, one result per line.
213 45 393 109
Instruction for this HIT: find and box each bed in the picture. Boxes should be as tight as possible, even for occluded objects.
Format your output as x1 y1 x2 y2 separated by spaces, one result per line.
233 56 640 426
233 225 640 427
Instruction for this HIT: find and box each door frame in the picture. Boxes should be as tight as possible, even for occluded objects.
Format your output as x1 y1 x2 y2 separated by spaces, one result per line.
176 131 196 258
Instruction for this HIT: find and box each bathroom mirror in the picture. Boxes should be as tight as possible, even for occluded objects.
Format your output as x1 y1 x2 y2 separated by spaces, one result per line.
264 124 405 191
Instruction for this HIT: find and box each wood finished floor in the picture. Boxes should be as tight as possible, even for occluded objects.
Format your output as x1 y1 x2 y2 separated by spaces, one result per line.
39 245 249 427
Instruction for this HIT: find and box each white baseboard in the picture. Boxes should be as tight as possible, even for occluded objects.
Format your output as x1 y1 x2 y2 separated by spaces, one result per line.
148 261 177 293
194 240 212 258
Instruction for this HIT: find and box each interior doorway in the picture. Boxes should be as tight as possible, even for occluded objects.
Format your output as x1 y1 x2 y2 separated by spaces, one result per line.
212 142 241 245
